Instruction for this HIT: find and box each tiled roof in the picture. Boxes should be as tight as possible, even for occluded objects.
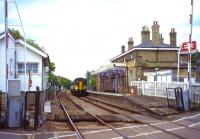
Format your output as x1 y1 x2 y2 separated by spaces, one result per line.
110 40 179 62
135 40 175 48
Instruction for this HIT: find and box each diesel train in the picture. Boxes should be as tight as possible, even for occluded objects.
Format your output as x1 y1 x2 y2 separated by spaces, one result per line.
70 77 88 96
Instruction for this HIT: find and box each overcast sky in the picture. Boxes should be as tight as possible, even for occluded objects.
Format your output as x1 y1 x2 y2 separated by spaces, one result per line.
0 0 200 80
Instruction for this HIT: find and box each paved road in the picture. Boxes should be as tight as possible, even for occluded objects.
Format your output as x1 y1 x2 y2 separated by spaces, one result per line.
1 113 200 139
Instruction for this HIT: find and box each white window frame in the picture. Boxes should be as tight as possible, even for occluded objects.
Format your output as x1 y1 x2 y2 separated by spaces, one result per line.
17 62 39 74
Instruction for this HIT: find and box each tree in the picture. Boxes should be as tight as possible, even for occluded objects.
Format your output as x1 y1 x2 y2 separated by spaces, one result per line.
26 39 43 51
9 28 43 50
49 62 56 72
85 71 96 90
48 62 56 85
48 62 71 89
192 50 200 64
56 76 71 89
9 28 23 39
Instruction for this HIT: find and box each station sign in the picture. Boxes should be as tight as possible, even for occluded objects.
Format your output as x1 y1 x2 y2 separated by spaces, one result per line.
181 41 197 53
28 79 32 87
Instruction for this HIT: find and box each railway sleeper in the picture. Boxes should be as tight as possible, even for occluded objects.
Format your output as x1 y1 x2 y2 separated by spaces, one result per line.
50 113 136 123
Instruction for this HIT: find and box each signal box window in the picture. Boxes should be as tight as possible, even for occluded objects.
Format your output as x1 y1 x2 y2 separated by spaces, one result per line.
18 63 38 73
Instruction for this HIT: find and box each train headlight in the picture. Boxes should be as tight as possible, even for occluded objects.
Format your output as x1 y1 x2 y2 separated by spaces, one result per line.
75 85 78 90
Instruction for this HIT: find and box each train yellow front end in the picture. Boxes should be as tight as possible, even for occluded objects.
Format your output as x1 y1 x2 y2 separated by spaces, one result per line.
70 77 88 96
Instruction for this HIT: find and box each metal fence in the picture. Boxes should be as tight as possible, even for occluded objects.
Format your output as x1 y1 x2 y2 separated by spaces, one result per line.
191 85 200 109
131 81 200 99
0 91 7 128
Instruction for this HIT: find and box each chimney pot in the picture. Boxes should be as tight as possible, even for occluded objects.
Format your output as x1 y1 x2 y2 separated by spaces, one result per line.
128 37 134 50
160 33 164 43
169 28 177 46
152 21 160 46
141 25 150 43
121 45 125 53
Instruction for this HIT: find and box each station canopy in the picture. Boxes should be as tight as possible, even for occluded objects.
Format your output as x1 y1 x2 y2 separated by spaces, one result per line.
91 63 126 78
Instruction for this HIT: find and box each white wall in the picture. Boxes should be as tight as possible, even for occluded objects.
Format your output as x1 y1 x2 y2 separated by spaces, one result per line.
7 37 16 80
144 70 173 82
0 36 16 92
16 43 44 91
0 39 6 92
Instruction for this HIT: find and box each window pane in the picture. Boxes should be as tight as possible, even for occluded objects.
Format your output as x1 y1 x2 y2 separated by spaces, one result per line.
18 63 38 73
18 63 24 73
27 63 38 73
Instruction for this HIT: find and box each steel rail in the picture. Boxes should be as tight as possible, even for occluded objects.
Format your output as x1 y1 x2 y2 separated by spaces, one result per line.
65 94 129 139
86 96 141 114
83 96 187 139
79 97 119 114
79 97 158 139
80 97 164 139
57 94 85 139
86 96 199 136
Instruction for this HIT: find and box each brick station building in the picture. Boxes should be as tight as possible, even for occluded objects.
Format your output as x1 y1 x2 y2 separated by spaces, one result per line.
93 21 194 94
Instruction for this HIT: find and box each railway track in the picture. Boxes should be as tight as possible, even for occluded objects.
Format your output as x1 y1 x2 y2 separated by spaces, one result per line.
65 94 129 139
55 92 200 139
57 92 130 139
79 96 189 139
83 96 200 134
57 93 85 139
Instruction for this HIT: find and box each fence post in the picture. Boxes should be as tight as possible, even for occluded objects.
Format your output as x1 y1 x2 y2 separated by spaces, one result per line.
167 82 169 89
24 92 28 129
0 91 1 127
34 86 40 131
154 81 157 96
142 80 144 95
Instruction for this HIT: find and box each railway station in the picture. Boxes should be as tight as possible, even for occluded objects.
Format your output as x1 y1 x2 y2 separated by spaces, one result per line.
0 0 200 139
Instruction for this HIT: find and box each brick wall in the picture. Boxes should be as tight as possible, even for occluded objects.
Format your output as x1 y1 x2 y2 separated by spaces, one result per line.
137 50 178 62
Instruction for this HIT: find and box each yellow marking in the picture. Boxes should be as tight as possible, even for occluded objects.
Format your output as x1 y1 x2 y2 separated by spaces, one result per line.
79 81 83 90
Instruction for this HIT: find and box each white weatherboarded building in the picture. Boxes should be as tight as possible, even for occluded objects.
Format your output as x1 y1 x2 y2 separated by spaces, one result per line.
0 33 16 93
0 32 50 93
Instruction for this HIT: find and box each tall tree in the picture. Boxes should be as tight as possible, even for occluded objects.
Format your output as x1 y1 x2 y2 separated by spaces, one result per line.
85 71 96 90
48 62 71 89
192 50 200 64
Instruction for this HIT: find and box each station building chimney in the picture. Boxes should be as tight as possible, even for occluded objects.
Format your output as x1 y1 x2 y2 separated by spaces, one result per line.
159 33 164 44
128 37 134 50
121 45 125 54
169 28 177 46
151 21 160 46
141 26 150 43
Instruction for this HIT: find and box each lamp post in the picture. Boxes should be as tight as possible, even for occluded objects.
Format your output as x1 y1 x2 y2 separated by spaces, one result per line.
116 67 118 93
113 65 118 93
188 0 194 103
126 64 129 94
177 48 180 82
